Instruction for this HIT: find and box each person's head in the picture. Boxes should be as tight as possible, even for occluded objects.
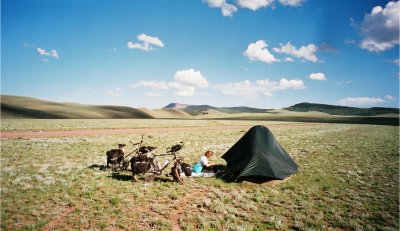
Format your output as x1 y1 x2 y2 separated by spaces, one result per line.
204 150 214 158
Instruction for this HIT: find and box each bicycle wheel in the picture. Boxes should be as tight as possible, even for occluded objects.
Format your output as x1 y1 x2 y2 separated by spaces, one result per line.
171 162 184 184
134 161 158 182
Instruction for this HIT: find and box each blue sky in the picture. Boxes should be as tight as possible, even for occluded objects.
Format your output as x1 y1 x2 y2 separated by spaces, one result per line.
2 0 399 109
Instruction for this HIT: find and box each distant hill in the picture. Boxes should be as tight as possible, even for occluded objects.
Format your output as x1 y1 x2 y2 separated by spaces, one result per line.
164 103 269 116
2 96 398 125
139 108 193 119
285 102 400 116
1 95 158 119
163 103 190 109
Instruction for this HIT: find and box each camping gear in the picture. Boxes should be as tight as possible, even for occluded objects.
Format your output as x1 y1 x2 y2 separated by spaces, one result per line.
222 125 298 182
181 163 192 176
192 163 203 173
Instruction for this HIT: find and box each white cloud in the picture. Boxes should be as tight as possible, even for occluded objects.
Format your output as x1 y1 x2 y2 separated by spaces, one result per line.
127 34 164 51
244 40 279 64
389 58 399 65
130 80 169 89
278 0 304 7
106 87 122 96
309 72 327 81
359 1 399 52
127 41 149 51
205 0 238 16
130 68 208 97
384 95 396 100
221 80 255 95
235 0 274 11
337 97 385 106
220 78 305 97
273 42 318 62
278 78 305 89
284 57 294 62
174 69 209 87
37 47 59 59
168 82 196 97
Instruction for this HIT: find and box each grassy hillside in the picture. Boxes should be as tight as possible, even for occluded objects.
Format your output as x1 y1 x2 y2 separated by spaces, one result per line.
285 102 400 116
1 95 154 119
140 108 193 119
182 105 268 115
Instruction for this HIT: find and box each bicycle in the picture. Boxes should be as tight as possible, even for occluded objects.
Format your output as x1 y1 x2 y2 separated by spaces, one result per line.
131 142 187 183
106 135 156 172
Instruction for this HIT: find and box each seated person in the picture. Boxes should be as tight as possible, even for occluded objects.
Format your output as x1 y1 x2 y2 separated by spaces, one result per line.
198 150 216 172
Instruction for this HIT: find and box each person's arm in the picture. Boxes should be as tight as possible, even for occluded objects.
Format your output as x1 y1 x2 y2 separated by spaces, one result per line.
201 156 215 167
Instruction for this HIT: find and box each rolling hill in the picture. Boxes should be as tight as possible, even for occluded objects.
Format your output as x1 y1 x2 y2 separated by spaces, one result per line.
1 95 398 125
164 104 269 115
1 95 156 119
285 102 400 116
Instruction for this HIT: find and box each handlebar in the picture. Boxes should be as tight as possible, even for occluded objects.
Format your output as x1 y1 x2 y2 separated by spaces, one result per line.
166 142 184 153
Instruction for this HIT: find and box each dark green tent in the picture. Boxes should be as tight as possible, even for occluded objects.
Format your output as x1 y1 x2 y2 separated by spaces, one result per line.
222 125 298 182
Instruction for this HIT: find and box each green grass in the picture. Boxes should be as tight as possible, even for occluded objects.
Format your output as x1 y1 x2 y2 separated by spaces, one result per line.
0 118 297 131
1 120 399 230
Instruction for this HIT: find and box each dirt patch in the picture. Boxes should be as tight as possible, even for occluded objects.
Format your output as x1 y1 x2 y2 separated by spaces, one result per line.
0 123 320 139
169 186 208 231
44 206 75 231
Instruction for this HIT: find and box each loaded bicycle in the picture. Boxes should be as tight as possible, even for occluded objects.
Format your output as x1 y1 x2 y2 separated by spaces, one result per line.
131 142 191 183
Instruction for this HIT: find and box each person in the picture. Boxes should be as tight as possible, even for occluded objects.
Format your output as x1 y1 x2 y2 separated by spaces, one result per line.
198 150 216 172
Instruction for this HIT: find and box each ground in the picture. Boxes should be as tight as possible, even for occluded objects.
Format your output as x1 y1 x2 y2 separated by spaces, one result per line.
1 119 399 230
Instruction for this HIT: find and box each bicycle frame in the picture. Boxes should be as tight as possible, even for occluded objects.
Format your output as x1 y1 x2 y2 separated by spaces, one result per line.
151 152 180 174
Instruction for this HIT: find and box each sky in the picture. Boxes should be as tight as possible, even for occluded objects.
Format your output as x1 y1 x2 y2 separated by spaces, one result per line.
1 0 399 109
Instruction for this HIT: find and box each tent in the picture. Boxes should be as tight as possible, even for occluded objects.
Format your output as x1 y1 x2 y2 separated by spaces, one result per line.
221 125 298 182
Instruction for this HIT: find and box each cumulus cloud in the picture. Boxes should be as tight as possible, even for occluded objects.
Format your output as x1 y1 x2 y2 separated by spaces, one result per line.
174 69 208 87
388 58 399 65
284 57 294 62
168 82 196 97
273 42 319 62
384 95 396 100
205 0 238 16
127 34 164 51
37 47 59 59
244 40 279 64
309 72 327 81
130 80 169 89
278 78 305 89
235 0 274 10
278 0 304 6
130 68 208 97
359 1 399 52
204 0 306 16
337 97 385 106
220 78 305 97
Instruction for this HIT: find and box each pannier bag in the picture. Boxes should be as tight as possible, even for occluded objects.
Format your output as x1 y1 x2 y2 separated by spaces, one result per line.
131 155 152 174
181 163 192 176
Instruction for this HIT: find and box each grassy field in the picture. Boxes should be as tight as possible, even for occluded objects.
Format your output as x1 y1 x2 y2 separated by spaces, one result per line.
1 120 399 230
0 119 298 131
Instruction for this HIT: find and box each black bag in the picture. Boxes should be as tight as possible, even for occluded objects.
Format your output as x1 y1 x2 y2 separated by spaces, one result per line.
131 155 152 174
181 163 192 176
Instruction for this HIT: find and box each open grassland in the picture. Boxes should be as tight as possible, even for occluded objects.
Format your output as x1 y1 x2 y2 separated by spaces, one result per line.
0 119 298 131
1 120 399 230
197 110 399 126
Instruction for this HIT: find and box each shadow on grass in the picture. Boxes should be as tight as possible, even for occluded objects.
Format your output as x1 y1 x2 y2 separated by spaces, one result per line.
108 172 179 183
108 172 133 181
88 164 109 171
